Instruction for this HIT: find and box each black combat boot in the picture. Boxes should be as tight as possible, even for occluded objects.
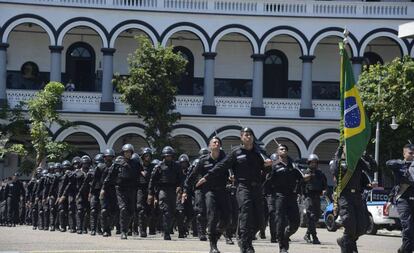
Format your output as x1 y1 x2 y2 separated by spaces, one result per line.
304 233 312 243
312 234 321 244
209 236 220 253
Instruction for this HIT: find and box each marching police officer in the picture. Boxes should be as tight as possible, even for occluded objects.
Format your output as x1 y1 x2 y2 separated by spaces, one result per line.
268 144 303 253
61 157 81 233
103 144 140 240
4 172 24 226
183 136 228 253
331 146 370 253
148 146 183 240
302 154 327 245
57 160 73 232
75 155 93 234
48 163 63 231
88 154 105 236
100 148 117 237
176 153 192 238
386 144 414 253
197 127 272 253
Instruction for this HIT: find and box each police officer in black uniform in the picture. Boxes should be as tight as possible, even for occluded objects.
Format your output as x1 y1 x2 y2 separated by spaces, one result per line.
263 153 279 243
48 162 63 231
61 157 81 233
184 136 228 253
75 155 92 234
197 127 272 253
4 172 24 226
331 146 370 253
134 148 153 237
99 148 117 237
88 154 105 236
103 144 140 240
268 144 303 253
302 154 327 245
57 160 73 232
30 167 42 230
176 154 192 238
386 144 414 253
148 146 183 240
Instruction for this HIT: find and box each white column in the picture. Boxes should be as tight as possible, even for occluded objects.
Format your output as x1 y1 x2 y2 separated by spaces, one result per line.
202 52 216 114
251 54 265 116
0 43 9 106
49 46 63 82
100 48 116 111
299 55 315 117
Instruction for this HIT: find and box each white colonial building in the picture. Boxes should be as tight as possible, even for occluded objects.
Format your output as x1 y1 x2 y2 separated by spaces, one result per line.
0 0 413 181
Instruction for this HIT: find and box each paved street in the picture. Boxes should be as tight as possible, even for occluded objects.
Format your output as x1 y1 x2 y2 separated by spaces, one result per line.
0 226 401 253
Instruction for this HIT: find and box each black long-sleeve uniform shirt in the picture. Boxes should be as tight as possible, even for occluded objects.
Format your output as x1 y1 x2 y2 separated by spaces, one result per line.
205 145 267 186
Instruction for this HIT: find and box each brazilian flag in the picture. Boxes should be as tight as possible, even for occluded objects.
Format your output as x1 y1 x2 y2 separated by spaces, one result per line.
338 42 371 193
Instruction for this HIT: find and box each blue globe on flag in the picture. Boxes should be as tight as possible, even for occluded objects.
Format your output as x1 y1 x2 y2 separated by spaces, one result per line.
344 96 360 129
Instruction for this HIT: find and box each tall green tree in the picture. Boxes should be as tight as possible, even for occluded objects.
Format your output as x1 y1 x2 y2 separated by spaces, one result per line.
359 56 414 164
117 36 187 152
27 82 71 166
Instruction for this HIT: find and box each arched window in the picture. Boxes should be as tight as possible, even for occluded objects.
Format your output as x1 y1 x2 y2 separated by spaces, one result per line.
66 42 96 91
173 46 194 95
263 49 289 98
363 51 384 68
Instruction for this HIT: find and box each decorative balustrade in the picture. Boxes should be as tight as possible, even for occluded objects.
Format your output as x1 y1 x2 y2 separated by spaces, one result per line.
3 0 412 18
5 90 340 119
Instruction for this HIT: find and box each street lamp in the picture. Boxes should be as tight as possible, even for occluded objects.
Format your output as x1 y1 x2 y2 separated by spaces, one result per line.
390 116 399 130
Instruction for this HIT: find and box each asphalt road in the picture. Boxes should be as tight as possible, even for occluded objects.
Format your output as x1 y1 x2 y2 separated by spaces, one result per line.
0 226 402 253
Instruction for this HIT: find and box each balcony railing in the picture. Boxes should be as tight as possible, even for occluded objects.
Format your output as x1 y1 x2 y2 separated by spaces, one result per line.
2 0 412 18
6 89 340 119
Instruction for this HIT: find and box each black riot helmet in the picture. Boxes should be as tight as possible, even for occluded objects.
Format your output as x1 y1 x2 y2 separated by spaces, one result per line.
54 162 62 171
178 154 190 163
141 147 152 157
103 148 115 157
122 144 134 154
72 156 81 165
62 160 72 170
81 155 91 165
199 147 209 156
94 153 104 164
161 146 176 157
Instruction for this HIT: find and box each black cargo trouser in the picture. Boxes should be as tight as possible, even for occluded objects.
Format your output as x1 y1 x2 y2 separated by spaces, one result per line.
305 194 321 236
158 186 176 235
237 183 264 250
6 197 19 225
58 196 68 230
136 186 149 234
396 197 414 253
48 196 58 228
100 187 118 233
116 185 137 234
90 190 101 232
225 187 238 238
206 188 230 240
338 191 369 253
274 193 300 251
194 189 207 237
266 193 277 239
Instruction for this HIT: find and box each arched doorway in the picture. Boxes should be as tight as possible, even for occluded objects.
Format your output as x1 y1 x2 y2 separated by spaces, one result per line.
263 49 289 98
173 46 195 95
66 42 96 91
113 133 149 155
172 135 201 160
63 132 100 158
